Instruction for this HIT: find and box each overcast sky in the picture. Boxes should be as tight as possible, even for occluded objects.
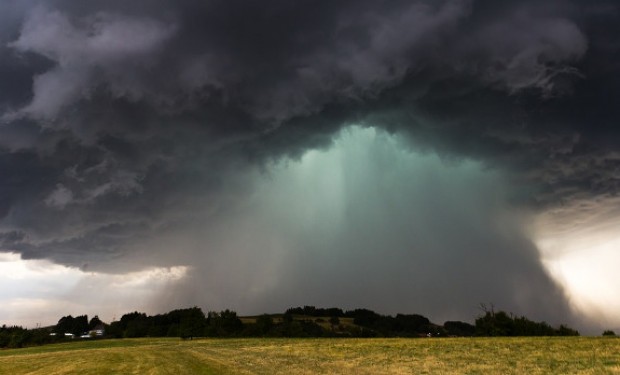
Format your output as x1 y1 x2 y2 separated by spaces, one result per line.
1 0 619 333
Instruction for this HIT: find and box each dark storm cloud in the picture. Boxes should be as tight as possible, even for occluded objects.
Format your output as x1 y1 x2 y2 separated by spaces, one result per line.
0 0 618 327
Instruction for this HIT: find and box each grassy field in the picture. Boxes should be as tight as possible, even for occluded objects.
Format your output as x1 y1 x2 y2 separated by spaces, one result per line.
0 337 619 374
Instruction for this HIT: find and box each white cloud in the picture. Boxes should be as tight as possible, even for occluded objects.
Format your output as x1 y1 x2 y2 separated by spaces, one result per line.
534 196 620 329
0 252 188 328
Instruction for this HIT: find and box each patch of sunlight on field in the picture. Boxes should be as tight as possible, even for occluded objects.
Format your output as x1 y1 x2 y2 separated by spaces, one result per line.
0 339 226 375
1 337 620 374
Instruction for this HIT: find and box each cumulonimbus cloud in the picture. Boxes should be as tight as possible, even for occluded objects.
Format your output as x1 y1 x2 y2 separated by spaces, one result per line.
0 0 617 330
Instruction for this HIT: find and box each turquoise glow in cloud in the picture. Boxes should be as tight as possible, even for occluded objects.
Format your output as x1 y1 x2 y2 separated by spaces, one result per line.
156 126 576 328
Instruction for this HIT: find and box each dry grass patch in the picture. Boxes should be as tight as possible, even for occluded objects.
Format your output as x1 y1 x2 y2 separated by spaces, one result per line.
0 337 619 374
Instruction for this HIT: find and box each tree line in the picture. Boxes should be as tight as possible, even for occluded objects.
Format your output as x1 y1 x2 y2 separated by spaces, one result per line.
0 305 583 348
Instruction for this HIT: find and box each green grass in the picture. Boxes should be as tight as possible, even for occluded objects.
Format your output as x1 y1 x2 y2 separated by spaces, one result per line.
0 337 619 374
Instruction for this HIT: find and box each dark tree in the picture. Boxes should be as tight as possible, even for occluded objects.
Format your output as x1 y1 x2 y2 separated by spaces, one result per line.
178 307 207 339
55 315 89 336
329 316 340 327
206 310 243 337
347 309 381 327
55 316 75 335
88 315 103 330
475 308 578 336
120 312 148 338
256 314 274 335
444 321 476 336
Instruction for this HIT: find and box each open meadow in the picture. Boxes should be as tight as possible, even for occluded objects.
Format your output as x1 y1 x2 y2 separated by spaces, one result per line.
0 337 619 374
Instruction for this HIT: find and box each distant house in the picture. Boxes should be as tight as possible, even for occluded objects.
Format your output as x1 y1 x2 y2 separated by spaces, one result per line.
87 324 105 338
77 324 106 339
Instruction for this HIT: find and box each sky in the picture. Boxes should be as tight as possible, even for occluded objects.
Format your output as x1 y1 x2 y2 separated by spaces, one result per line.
0 0 619 334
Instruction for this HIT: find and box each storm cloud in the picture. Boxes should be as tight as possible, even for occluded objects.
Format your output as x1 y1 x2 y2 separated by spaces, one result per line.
0 0 619 330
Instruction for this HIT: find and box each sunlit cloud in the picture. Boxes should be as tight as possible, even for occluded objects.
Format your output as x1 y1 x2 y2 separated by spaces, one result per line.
0 252 188 328
535 196 620 329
